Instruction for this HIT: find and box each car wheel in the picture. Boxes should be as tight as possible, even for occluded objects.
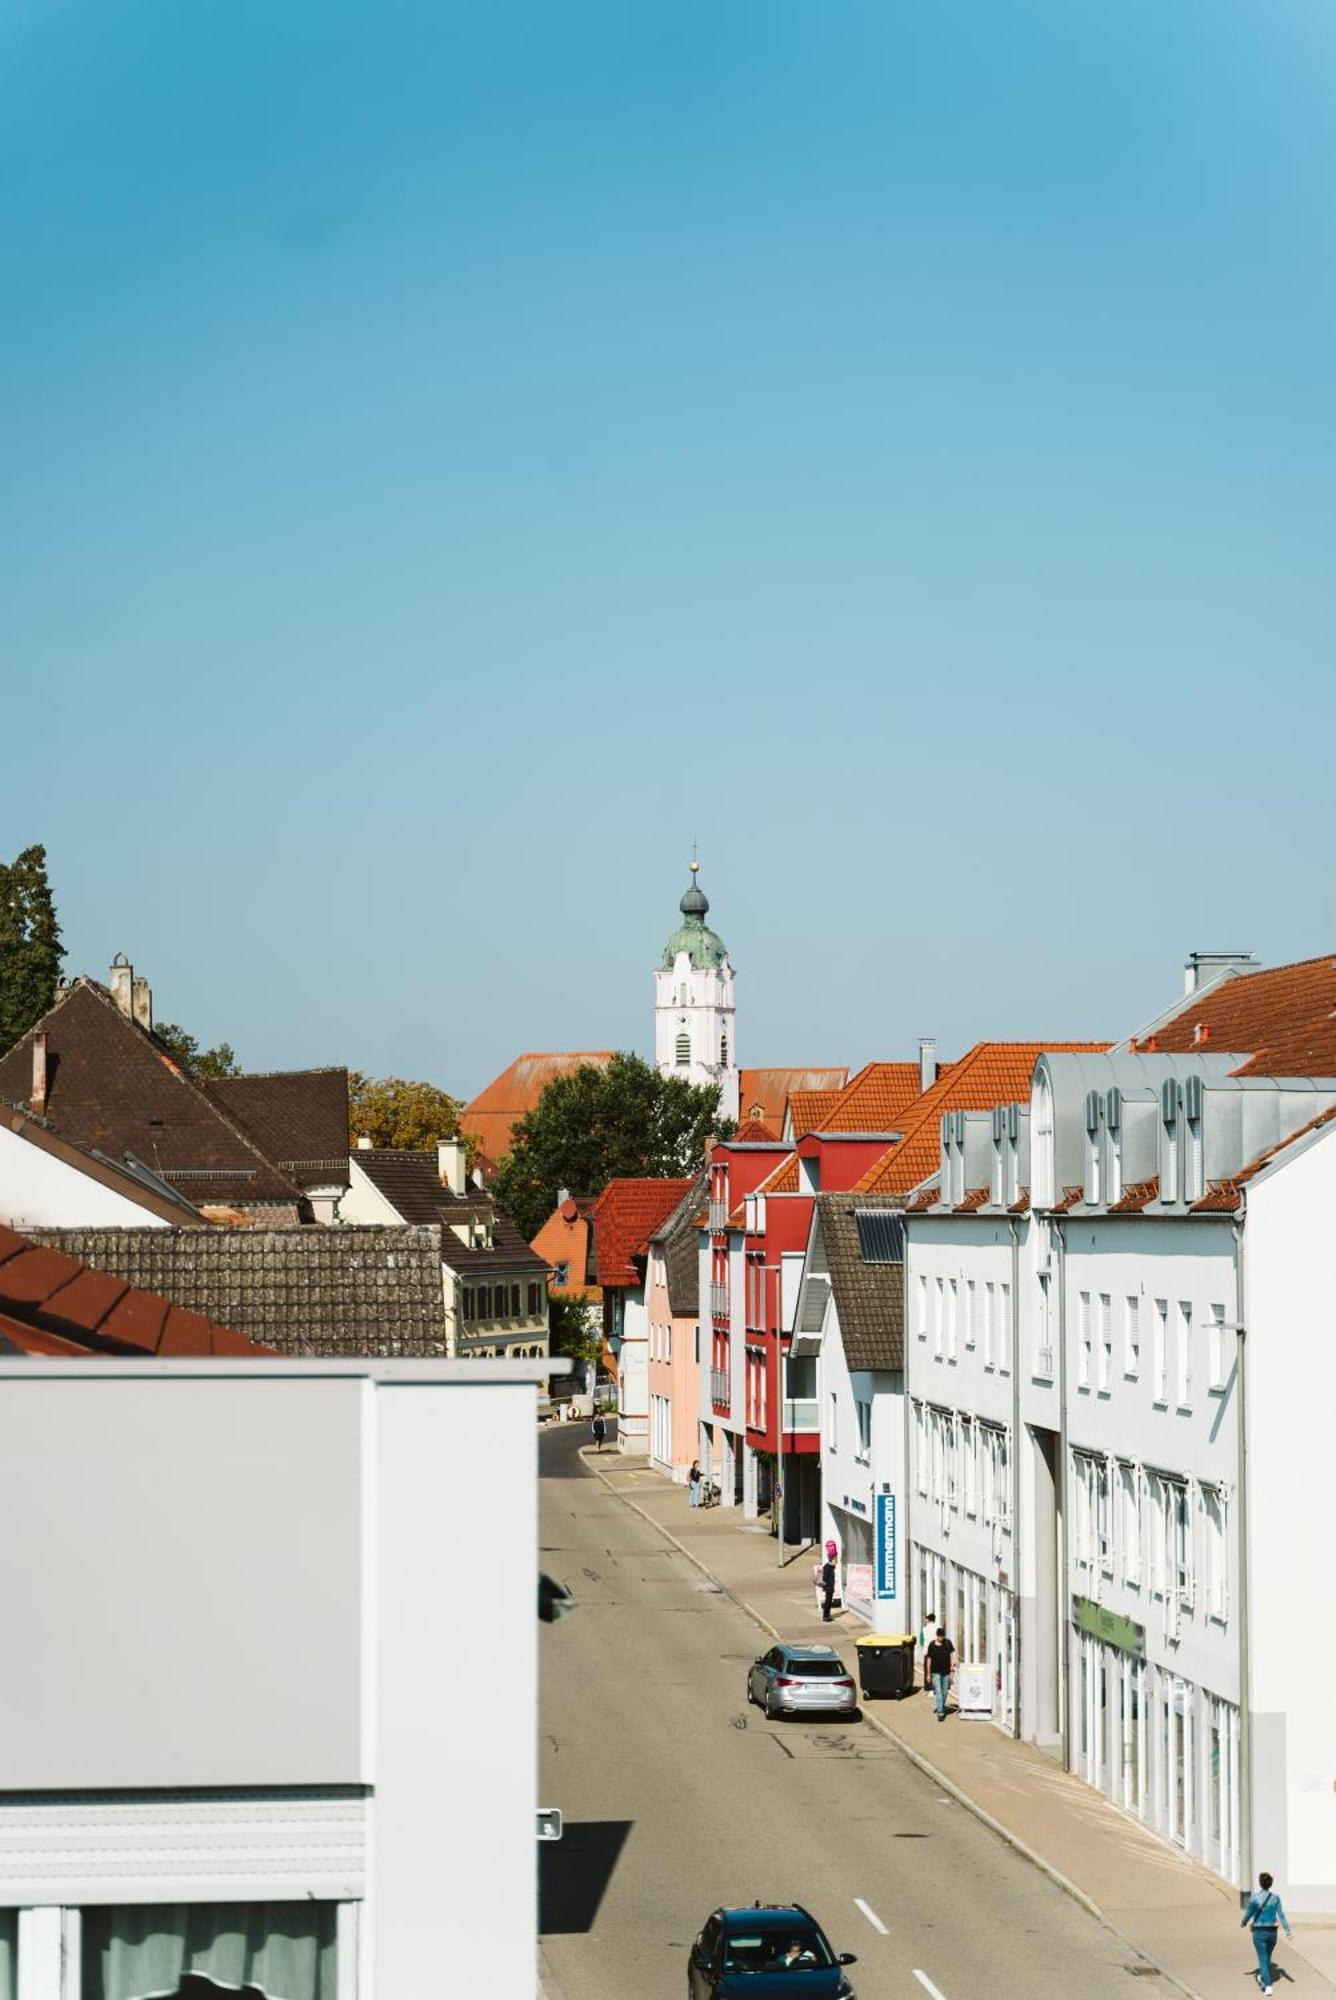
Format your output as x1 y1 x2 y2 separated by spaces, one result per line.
764 1692 780 1721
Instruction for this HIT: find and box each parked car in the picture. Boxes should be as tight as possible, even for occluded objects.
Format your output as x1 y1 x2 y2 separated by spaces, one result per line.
745 1644 858 1720
688 1903 858 1997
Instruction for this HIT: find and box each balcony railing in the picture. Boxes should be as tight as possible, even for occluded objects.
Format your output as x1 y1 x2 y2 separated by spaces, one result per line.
781 1397 819 1434
711 1283 729 1321
711 1367 731 1412
710 1201 729 1232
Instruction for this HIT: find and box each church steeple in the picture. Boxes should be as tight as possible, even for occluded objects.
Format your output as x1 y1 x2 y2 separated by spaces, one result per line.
654 860 738 1120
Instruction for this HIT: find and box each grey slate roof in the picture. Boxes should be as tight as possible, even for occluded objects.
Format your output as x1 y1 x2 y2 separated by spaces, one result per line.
652 1168 709 1318
27 1225 449 1358
816 1192 904 1371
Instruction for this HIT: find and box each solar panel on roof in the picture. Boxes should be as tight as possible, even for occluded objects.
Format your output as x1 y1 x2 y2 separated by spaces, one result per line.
855 1210 904 1264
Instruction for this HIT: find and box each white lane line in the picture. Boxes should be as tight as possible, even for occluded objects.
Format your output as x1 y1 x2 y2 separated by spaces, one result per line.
913 1971 949 2000
853 1897 888 1935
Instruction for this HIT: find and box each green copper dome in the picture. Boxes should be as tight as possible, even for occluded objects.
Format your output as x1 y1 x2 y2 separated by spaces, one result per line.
661 866 728 971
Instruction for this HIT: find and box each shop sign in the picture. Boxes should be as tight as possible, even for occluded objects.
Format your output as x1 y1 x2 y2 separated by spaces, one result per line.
845 1562 873 1604
875 1492 896 1598
1072 1595 1144 1656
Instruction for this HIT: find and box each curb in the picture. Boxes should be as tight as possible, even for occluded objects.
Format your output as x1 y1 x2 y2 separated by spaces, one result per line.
586 1459 1206 2000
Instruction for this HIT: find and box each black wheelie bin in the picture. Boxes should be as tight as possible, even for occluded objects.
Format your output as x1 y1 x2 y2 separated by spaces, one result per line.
854 1632 916 1700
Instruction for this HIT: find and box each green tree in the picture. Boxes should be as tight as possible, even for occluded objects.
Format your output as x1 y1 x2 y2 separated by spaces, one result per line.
0 845 64 1055
155 1022 242 1078
547 1291 602 1368
348 1072 468 1153
492 1051 727 1241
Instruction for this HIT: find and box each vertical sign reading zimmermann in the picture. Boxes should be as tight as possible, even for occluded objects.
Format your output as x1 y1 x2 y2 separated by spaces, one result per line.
874 1492 896 1599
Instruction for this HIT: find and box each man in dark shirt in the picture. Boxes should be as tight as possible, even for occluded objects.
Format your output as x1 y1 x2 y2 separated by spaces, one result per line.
926 1627 955 1720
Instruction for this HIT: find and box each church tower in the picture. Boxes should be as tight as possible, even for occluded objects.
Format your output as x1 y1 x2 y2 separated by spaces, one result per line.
654 862 739 1122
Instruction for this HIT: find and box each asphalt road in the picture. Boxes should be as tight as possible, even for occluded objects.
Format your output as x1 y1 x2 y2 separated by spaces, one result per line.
538 1425 1170 2000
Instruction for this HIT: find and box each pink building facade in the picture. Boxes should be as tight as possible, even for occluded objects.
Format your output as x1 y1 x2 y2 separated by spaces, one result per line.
646 1173 708 1481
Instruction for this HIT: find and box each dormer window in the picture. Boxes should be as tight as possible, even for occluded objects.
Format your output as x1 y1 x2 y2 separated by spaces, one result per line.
1160 1079 1180 1203
1032 1076 1055 1207
1084 1092 1101 1206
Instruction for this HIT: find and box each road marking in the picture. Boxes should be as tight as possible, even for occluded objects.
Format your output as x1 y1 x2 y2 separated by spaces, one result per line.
853 1898 888 1935
913 1971 949 2000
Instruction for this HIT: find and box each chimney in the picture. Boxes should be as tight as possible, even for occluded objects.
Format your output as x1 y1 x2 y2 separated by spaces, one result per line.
131 974 152 1033
1183 950 1258 995
109 954 134 1018
357 1134 373 1150
30 1034 48 1118
919 1037 937 1095
438 1137 468 1197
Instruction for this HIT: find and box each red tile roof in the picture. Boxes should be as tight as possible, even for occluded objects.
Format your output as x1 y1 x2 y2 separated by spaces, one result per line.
591 1178 693 1288
0 1225 264 1357
738 1067 848 1129
530 1196 601 1299
732 1118 778 1143
853 1041 1111 1196
786 1090 841 1136
816 1061 928 1134
461 1052 616 1168
1110 1179 1160 1214
1142 953 1336 1077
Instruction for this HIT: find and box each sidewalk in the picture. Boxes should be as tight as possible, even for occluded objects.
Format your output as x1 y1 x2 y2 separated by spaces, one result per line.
584 1447 1336 2000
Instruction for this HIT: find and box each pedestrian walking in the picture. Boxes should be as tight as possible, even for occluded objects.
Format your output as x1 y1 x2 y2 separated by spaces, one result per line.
688 1459 702 1507
926 1626 955 1720
820 1541 838 1622
1241 1871 1292 1993
592 1413 606 1453
918 1609 937 1691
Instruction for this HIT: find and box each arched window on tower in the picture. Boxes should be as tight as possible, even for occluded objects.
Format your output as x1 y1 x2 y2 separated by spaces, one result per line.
720 1031 729 1068
676 1032 691 1067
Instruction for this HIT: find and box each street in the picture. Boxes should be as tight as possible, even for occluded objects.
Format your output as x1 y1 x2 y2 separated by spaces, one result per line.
539 1425 1171 2000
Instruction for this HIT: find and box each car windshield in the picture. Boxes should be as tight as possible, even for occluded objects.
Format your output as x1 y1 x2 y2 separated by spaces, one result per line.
786 1659 847 1678
722 1927 835 1971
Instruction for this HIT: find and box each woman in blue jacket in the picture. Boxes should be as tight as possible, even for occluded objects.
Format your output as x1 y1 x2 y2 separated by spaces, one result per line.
1241 1871 1292 1994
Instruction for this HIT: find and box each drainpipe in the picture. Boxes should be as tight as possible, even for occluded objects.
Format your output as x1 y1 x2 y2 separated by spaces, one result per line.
1233 1210 1252 1894
1008 1214 1022 1739
1054 1216 1071 1768
902 1214 913 1639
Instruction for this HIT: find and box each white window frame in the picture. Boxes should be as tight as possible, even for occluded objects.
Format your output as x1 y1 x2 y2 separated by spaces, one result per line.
1208 1303 1228 1392
1098 1292 1113 1394
999 1281 1012 1374
1119 1459 1141 1585
1124 1293 1140 1378
1078 1290 1092 1392
947 1278 958 1362
1176 1299 1193 1409
1153 1298 1169 1404
983 1281 995 1369
965 1278 977 1348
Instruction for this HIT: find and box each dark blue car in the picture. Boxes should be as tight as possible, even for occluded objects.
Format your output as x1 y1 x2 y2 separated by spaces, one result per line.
687 1904 858 1998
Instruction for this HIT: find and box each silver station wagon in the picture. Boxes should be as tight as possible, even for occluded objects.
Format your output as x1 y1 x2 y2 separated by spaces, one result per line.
746 1643 858 1720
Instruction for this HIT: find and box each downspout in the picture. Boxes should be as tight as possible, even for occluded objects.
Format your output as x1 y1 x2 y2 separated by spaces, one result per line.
1233 1209 1252 1893
1054 1215 1071 1769
1008 1214 1022 1739
902 1210 913 1638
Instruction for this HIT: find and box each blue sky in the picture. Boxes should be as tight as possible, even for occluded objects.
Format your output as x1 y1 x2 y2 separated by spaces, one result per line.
4 0 1335 1097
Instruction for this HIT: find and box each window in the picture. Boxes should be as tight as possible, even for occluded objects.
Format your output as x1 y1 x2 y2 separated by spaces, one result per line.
1074 1453 1095 1569
914 1402 928 1496
1033 1072 1055 1206
1186 1110 1204 1202
1176 1300 1193 1407
675 1031 690 1066
1035 1271 1053 1375
478 1284 492 1319
828 1391 838 1453
1120 1460 1141 1584
983 1281 995 1368
1078 1291 1092 1391
665 1322 673 1363
720 1032 729 1067
855 1398 871 1461
965 1278 977 1347
947 1279 959 1362
511 1283 522 1317
1153 1299 1169 1403
553 1261 569 1288
463 1286 476 1322
1161 1091 1179 1203
1203 1483 1228 1620
1097 1456 1112 1574
933 1278 944 1358
1173 1481 1192 1602
1124 1294 1140 1377
1086 1129 1101 1206
1099 1293 1112 1393
915 1275 928 1341
999 1282 1012 1372
1208 1303 1228 1391
964 1416 978 1515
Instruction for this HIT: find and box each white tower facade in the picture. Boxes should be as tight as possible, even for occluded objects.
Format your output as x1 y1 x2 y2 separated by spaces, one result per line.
654 864 739 1122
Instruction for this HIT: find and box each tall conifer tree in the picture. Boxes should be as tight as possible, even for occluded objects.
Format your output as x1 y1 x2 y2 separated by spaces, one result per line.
0 845 64 1055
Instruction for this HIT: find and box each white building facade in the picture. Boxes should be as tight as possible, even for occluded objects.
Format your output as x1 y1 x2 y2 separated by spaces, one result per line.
653 865 739 1124
0 1354 555 1997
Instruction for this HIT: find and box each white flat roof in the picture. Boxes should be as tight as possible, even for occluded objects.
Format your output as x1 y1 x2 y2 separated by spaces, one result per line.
0 1356 569 1384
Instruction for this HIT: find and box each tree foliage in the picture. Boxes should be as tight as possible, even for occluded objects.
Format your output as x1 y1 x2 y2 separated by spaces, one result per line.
492 1051 728 1242
0 845 63 1056
547 1290 602 1368
155 1022 241 1078
348 1072 467 1153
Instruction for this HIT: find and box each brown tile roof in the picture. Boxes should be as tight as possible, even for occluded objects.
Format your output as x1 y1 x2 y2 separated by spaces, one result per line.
27 1225 450 1356
351 1150 546 1274
1140 952 1336 1077
0 981 302 1207
733 1118 778 1142
853 1042 1111 1197
1109 1179 1160 1214
590 1178 692 1288
817 1061 927 1134
738 1067 848 1129
0 1225 262 1356
206 1069 350 1192
817 1193 905 1370
460 1052 616 1167
957 1187 991 1212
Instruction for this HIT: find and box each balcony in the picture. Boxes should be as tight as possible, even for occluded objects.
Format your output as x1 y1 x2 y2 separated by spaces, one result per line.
711 1367 731 1413
780 1397 819 1434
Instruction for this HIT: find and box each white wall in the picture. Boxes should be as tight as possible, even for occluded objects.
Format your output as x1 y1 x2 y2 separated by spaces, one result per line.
339 1157 405 1225
1245 1130 1336 1911
0 1127 172 1230
617 1288 650 1448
